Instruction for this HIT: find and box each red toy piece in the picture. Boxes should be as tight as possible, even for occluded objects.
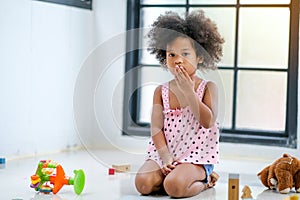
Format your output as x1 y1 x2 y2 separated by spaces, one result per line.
108 168 115 175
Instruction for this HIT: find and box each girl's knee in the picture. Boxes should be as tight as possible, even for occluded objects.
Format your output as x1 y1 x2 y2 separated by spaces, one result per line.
136 184 152 195
135 173 158 195
135 174 151 194
163 175 185 197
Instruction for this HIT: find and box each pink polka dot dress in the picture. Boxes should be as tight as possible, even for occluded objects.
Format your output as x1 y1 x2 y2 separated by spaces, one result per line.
146 80 220 167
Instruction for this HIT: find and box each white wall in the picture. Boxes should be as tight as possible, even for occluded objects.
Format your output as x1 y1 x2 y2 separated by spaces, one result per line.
0 0 114 158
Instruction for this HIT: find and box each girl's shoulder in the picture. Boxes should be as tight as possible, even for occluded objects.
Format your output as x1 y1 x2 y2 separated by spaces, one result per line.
153 81 172 94
196 76 217 87
197 79 218 96
202 80 218 101
204 80 218 90
153 84 163 96
152 85 163 105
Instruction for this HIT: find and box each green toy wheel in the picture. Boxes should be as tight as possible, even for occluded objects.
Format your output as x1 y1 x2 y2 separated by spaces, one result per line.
72 169 85 195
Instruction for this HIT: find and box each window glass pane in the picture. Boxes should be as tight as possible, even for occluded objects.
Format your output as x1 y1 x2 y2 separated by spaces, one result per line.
219 70 233 129
240 0 290 4
190 0 236 4
140 7 186 65
141 0 186 5
238 8 290 68
236 71 287 131
139 66 173 123
199 69 233 129
190 7 236 67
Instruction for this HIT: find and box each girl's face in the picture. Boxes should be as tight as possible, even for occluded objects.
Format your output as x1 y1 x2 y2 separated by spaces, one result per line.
166 37 202 76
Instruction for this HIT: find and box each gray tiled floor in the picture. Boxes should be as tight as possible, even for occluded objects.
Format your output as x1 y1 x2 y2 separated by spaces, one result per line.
0 149 299 200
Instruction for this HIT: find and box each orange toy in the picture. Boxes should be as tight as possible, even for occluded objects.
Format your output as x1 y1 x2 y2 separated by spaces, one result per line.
30 160 85 195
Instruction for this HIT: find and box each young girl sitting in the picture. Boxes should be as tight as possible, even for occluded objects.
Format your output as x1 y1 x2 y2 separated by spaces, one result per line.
135 10 224 198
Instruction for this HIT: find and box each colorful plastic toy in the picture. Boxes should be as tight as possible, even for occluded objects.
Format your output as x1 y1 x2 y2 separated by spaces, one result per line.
30 160 85 195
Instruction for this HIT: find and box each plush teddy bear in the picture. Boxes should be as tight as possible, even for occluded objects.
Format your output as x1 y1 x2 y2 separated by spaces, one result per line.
257 153 300 194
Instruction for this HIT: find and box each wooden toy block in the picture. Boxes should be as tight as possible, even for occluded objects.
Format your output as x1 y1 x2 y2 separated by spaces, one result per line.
228 173 239 200
241 185 253 199
112 164 130 172
283 195 299 200
290 195 299 200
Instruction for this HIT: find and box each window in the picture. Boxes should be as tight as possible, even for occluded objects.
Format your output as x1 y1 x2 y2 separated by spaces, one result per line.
33 0 92 10
123 0 299 148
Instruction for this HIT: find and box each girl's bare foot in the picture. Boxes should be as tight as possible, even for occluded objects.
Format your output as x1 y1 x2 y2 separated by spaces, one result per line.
206 171 219 188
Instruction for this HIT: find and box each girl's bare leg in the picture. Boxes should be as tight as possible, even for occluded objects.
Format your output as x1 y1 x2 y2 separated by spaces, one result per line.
163 163 211 198
135 160 164 195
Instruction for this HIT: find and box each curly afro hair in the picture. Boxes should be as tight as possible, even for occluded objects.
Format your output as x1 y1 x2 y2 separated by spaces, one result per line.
147 10 224 70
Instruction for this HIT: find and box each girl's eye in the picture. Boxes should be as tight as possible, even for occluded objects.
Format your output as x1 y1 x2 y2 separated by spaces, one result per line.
182 52 190 56
168 53 175 57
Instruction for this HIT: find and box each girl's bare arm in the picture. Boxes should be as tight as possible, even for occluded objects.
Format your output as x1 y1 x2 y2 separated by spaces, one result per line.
151 86 174 169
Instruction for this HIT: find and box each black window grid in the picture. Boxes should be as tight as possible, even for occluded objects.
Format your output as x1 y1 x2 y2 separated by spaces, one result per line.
33 0 92 10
